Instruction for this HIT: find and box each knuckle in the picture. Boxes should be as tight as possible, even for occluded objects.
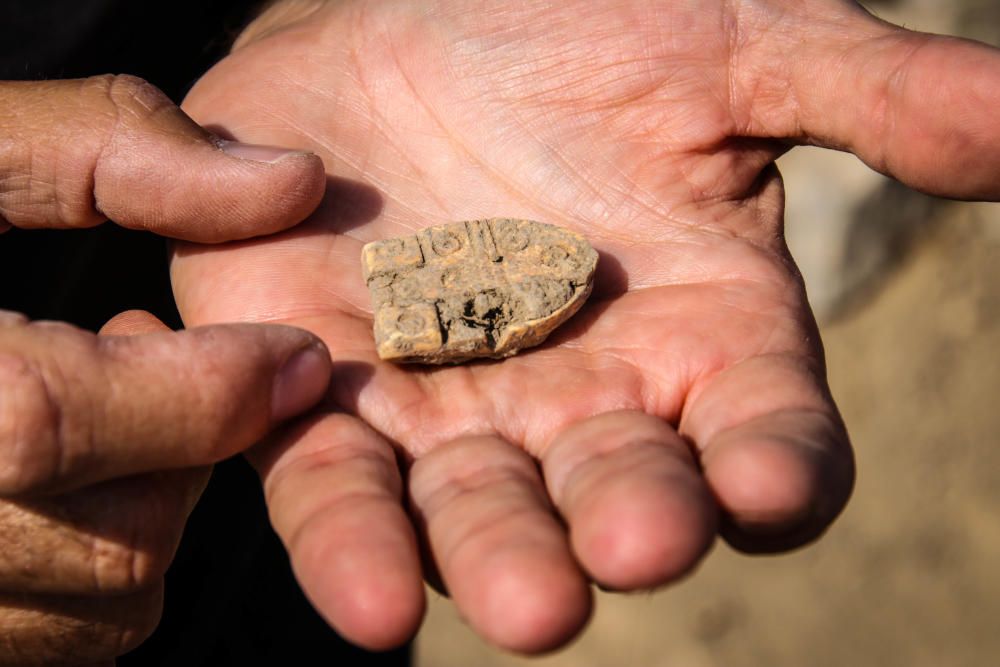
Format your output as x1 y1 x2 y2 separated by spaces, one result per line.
80 74 174 155
0 96 99 230
0 586 164 665
183 330 270 457
92 587 165 660
0 75 169 230
0 353 63 495
83 74 176 204
89 536 170 594
0 310 28 327
87 475 198 594
110 587 165 656
100 73 175 126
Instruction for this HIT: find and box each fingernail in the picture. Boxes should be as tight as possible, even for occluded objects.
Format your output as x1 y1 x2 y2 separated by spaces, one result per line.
217 139 314 164
271 343 331 421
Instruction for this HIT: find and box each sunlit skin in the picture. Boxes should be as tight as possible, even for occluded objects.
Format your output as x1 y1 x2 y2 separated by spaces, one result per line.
173 0 1000 652
0 73 334 665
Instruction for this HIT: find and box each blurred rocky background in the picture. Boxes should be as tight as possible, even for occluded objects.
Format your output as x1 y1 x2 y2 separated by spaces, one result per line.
415 1 1000 665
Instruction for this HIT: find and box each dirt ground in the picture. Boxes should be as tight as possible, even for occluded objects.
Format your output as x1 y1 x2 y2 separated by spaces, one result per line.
415 4 1000 666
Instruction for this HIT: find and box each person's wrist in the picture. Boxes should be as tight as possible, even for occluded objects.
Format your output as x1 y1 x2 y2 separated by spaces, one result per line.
233 0 331 52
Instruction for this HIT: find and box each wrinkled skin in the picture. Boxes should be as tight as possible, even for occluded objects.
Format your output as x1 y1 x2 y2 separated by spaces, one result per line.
174 0 1000 653
0 74 331 666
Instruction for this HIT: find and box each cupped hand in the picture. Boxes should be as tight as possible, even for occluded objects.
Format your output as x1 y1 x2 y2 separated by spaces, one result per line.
0 74 334 664
173 0 1000 653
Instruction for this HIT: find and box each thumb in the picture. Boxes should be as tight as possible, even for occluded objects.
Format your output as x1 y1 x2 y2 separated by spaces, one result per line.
0 75 326 242
98 309 172 336
736 4 1000 201
0 312 333 495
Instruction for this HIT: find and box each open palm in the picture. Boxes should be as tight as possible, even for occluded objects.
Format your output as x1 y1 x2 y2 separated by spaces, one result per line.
172 0 1000 652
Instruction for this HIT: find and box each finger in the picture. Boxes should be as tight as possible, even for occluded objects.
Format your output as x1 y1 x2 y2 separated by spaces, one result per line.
542 411 717 591
0 585 162 666
251 413 424 651
409 436 591 654
0 468 209 595
735 5 1000 200
0 310 28 327
98 309 170 336
682 354 855 553
0 318 331 495
0 76 325 241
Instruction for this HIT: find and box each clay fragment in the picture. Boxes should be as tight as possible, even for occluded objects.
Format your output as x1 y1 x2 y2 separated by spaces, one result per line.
362 219 598 364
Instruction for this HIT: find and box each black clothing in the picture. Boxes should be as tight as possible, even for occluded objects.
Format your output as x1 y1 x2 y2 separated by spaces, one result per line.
0 3 410 665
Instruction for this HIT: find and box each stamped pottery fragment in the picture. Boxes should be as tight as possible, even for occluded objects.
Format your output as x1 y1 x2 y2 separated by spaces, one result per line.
361 218 599 364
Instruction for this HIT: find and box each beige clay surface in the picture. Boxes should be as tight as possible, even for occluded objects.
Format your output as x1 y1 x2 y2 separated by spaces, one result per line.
362 219 598 364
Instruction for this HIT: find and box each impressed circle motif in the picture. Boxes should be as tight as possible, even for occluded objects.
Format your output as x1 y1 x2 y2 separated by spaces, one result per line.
431 230 463 256
396 310 427 335
493 220 530 252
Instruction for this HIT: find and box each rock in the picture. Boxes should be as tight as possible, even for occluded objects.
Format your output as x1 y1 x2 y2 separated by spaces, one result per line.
780 147 940 322
362 219 598 364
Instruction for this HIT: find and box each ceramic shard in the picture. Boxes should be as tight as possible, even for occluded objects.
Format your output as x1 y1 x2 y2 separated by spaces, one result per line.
362 218 598 364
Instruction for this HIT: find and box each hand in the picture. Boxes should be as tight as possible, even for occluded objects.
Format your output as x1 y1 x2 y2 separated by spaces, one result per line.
0 75 324 239
172 0 1000 653
0 75 334 665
